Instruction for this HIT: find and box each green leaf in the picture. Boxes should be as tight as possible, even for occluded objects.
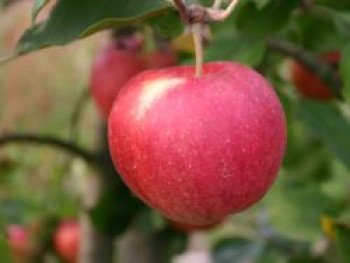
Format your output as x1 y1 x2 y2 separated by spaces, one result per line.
205 33 266 66
340 44 350 101
296 100 350 169
213 237 287 263
148 9 184 39
235 0 299 39
0 200 30 223
315 0 350 10
264 173 333 241
32 0 51 22
134 209 166 234
89 182 145 238
0 236 11 263
213 238 263 263
288 255 327 263
252 0 272 10
17 0 171 55
335 225 350 263
290 12 346 52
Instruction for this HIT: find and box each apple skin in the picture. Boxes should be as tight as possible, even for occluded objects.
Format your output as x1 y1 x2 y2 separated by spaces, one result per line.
108 62 286 226
91 37 177 119
90 39 145 119
291 50 340 100
54 220 80 263
6 225 30 263
170 220 221 232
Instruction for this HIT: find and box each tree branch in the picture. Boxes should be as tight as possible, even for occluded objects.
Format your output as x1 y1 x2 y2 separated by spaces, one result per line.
173 0 188 21
212 0 223 9
207 0 240 22
0 134 95 163
70 89 90 140
266 37 343 100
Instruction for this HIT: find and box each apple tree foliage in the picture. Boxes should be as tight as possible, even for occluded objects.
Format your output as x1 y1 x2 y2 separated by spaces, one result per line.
1 0 350 262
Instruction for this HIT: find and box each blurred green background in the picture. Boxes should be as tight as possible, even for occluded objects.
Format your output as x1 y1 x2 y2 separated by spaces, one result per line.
0 0 350 262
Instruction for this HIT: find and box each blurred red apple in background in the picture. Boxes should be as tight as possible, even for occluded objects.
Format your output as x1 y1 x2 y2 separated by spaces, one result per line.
145 42 178 69
90 35 145 119
6 225 30 263
108 62 286 226
291 50 340 100
90 35 178 120
54 220 80 263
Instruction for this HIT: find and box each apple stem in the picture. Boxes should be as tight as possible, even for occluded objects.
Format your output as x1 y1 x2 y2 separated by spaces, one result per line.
212 0 223 9
173 0 241 78
192 24 203 77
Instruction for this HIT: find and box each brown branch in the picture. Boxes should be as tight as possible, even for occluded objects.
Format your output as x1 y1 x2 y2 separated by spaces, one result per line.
0 134 95 163
266 37 343 100
173 0 188 21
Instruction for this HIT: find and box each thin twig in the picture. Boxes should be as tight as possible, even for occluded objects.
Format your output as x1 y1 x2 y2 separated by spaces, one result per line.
59 89 91 176
0 134 95 163
212 0 223 9
173 0 188 21
207 0 240 21
70 89 90 140
266 37 343 100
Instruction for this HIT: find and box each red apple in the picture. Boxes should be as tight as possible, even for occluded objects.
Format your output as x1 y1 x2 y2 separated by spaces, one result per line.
90 36 146 119
54 220 80 263
291 50 340 100
108 62 286 226
145 45 178 69
170 220 221 232
6 225 30 263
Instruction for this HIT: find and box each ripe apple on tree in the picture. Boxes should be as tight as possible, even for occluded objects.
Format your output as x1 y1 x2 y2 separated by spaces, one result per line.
90 34 146 120
6 224 31 263
54 220 80 263
291 50 340 100
145 40 178 69
90 33 178 120
108 62 286 226
170 220 221 232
